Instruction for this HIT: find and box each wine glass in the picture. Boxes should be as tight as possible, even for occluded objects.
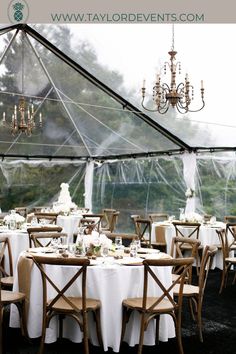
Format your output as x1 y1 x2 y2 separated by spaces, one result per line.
101 246 109 265
115 236 122 249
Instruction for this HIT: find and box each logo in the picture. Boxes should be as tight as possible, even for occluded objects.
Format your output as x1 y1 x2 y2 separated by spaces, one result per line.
8 0 29 23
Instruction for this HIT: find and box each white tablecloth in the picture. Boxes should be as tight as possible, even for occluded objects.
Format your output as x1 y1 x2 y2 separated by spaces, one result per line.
10 254 174 352
151 222 226 269
0 228 29 274
57 214 82 243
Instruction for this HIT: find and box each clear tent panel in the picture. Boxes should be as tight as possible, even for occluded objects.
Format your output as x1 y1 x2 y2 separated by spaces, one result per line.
33 24 236 150
0 160 86 211
92 157 186 232
31 35 180 157
196 152 236 220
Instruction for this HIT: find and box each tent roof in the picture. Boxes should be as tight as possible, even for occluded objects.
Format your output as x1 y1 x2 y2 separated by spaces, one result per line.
0 24 235 161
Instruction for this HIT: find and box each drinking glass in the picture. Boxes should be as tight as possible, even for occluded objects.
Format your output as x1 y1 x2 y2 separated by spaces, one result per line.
130 242 137 258
115 236 122 249
101 246 109 265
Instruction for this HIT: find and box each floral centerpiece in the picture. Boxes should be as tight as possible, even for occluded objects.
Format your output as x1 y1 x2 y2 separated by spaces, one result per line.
77 231 112 257
184 212 203 223
53 183 77 214
185 188 195 199
4 211 25 229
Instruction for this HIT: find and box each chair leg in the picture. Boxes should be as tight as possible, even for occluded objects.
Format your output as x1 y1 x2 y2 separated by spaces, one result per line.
83 311 89 354
0 306 3 354
219 267 227 294
196 300 203 343
15 301 29 340
155 315 160 345
138 312 146 354
120 306 130 346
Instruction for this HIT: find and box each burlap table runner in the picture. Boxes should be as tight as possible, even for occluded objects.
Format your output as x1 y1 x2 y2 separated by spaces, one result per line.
17 254 33 319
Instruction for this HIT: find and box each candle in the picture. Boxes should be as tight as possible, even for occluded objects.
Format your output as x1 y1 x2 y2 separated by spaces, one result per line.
31 104 34 114
28 109 30 121
142 79 146 88
201 80 204 89
2 112 5 121
39 113 42 123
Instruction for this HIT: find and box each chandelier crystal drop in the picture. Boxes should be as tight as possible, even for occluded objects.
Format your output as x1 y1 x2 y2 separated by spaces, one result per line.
141 25 205 114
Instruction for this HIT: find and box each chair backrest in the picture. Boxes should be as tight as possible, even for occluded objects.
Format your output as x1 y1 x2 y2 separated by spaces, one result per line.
197 245 217 299
172 222 201 240
27 226 63 247
217 229 230 258
148 213 169 223
81 213 104 232
134 218 152 246
34 212 58 225
30 255 90 315
101 209 117 229
224 215 236 223
170 236 201 283
0 236 13 277
225 222 236 249
142 257 194 311
203 214 212 223
31 232 68 248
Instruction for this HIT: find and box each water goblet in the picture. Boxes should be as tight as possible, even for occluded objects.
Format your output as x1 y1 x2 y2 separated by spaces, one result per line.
101 246 109 265
115 236 122 249
130 242 137 258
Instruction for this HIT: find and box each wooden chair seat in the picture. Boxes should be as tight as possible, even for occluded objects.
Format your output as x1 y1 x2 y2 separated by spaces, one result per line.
225 257 236 263
123 297 175 312
174 283 199 296
1 275 14 288
48 297 101 312
1 289 26 304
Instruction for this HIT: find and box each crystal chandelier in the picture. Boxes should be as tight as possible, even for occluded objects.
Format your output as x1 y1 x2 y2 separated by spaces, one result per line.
141 25 205 114
1 32 42 136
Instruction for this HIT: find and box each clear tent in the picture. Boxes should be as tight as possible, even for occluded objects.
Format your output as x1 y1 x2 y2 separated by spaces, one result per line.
0 24 236 231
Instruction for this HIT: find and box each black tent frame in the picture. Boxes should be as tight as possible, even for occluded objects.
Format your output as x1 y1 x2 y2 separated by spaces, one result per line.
0 24 235 161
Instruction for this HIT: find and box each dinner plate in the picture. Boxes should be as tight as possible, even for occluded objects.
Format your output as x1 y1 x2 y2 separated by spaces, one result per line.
137 248 160 254
115 257 143 266
28 247 54 254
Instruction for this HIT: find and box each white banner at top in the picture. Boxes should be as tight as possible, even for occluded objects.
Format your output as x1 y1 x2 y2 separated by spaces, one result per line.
0 0 236 24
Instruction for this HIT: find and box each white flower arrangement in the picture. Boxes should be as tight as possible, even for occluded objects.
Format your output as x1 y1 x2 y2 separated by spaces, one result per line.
83 231 112 249
185 188 195 198
184 212 203 223
4 213 25 224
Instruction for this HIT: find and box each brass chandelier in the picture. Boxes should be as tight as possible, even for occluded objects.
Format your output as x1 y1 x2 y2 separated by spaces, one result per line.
141 26 205 114
1 32 42 136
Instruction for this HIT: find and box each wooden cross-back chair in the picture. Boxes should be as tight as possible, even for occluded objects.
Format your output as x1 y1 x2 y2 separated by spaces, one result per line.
225 222 236 250
0 271 29 352
31 232 68 248
172 222 202 273
133 218 152 247
216 228 236 293
224 215 236 223
101 209 120 233
170 236 201 284
0 236 14 289
120 257 194 354
173 245 217 342
81 213 104 233
34 212 59 225
30 255 103 354
148 213 169 223
27 226 63 248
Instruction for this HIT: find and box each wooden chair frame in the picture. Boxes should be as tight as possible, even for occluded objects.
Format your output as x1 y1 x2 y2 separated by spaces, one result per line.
134 218 152 247
170 237 201 284
31 232 68 248
216 229 236 293
174 245 217 342
31 255 103 354
0 236 14 289
120 257 194 354
148 213 169 223
27 226 63 248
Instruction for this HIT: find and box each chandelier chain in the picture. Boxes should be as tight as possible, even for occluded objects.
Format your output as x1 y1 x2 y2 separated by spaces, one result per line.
171 24 175 51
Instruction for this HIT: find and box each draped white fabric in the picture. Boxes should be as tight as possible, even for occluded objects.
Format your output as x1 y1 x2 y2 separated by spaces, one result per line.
84 161 94 211
182 152 196 214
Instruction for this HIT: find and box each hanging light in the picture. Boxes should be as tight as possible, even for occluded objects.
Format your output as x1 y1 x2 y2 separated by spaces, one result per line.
1 32 42 136
141 25 205 114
